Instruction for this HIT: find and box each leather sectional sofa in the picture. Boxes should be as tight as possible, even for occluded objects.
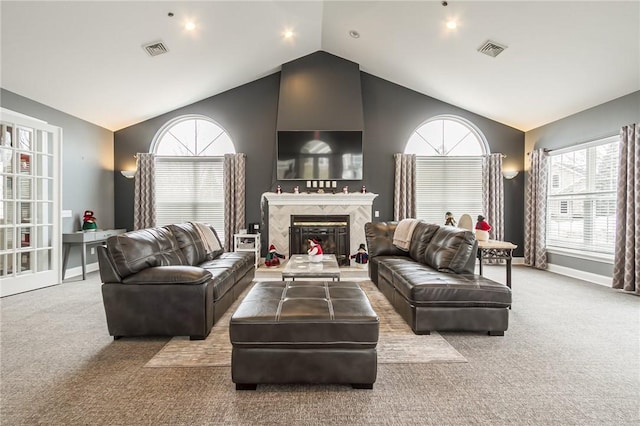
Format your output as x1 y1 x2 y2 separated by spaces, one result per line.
97 222 255 340
364 221 512 335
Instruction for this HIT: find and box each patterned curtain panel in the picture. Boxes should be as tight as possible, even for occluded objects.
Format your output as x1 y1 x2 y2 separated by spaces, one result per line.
393 153 416 221
524 149 548 269
133 153 156 230
482 153 504 241
612 123 639 294
223 153 246 251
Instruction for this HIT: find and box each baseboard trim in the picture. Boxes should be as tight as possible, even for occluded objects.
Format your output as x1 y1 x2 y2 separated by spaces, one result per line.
64 262 100 280
546 263 612 287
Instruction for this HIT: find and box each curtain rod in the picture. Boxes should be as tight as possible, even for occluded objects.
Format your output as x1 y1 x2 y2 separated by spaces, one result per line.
526 148 552 155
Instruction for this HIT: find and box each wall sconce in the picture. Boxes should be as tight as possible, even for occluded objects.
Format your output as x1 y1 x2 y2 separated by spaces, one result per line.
120 170 136 179
502 170 519 180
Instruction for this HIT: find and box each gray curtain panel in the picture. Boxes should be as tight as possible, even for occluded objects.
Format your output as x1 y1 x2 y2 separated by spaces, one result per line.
612 123 639 294
524 149 548 269
482 153 504 241
223 153 246 251
393 153 416 221
133 153 156 230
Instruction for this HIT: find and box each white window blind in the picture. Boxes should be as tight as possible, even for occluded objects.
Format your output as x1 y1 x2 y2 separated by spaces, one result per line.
155 157 225 241
415 157 484 224
546 136 619 257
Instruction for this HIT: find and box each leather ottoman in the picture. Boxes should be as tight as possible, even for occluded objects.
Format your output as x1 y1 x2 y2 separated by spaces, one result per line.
229 281 379 390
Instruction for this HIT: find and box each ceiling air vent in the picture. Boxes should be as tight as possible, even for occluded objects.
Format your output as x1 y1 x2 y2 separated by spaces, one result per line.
477 40 507 58
142 41 169 57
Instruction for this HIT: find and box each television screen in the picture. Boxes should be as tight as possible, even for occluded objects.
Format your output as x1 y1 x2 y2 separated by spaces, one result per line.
276 130 363 180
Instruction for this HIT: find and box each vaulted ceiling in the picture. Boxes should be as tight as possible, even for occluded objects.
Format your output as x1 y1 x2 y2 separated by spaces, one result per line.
1 1 638 132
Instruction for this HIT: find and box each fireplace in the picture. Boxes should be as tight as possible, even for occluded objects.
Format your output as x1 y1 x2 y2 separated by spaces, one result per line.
262 192 378 261
289 215 350 266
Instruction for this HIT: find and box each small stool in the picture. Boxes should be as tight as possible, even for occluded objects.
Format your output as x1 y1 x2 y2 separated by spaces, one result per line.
230 281 379 390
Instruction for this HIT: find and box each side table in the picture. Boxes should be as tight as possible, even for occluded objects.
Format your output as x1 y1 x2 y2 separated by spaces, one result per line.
62 229 125 280
477 239 517 289
233 233 260 269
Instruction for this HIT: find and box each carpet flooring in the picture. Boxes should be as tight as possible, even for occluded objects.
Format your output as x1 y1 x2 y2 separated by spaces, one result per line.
145 280 466 367
1 265 638 425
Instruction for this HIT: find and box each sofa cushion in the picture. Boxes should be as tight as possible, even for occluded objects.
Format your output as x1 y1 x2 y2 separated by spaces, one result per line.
365 222 408 258
166 223 208 266
107 227 187 278
408 221 440 263
423 227 476 273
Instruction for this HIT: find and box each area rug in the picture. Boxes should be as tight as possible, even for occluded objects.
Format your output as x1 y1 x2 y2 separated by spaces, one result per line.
145 280 467 367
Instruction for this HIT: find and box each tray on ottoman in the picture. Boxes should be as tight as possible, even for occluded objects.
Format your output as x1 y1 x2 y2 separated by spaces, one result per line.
229 281 379 390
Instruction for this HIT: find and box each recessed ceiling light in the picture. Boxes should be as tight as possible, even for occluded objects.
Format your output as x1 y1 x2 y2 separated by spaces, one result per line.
283 30 294 39
446 20 457 29
185 21 196 31
349 30 360 39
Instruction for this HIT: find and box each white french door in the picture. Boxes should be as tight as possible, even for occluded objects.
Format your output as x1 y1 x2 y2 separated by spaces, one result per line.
0 109 62 296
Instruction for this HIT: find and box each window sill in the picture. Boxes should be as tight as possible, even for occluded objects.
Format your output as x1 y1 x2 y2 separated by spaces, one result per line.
546 247 614 265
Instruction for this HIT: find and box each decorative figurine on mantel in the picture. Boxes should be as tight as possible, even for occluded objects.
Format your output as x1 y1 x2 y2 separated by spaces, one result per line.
342 185 349 194
307 239 323 262
82 210 98 231
350 243 369 266
361 185 366 194
276 185 282 194
293 185 299 194
264 244 285 267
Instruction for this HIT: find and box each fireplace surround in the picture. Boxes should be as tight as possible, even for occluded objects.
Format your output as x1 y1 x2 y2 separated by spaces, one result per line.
262 192 378 260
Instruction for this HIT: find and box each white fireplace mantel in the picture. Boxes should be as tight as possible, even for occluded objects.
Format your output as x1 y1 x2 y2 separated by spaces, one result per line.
262 192 379 259
262 192 378 206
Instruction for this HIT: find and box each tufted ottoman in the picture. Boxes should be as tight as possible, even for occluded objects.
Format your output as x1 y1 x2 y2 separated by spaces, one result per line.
229 281 379 390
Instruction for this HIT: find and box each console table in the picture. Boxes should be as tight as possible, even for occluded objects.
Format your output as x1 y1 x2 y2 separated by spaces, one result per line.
62 229 125 280
477 240 517 289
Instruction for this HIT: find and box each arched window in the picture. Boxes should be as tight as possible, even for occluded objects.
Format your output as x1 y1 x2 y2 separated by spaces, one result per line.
405 115 488 225
151 115 235 240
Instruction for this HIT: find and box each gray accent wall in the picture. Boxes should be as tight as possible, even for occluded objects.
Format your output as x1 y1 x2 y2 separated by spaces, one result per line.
114 52 525 257
1 88 115 273
525 91 640 276
277 51 364 130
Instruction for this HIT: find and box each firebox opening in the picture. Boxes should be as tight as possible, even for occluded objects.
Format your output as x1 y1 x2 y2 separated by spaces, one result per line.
289 215 350 266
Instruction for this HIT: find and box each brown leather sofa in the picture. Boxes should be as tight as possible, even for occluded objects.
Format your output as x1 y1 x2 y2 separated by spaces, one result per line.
97 222 255 340
365 221 512 335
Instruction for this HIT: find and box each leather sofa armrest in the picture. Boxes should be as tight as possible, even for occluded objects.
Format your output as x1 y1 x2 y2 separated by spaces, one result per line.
97 245 122 283
365 222 407 258
121 266 212 285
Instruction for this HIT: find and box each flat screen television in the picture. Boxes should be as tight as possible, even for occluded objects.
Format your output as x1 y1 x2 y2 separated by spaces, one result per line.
276 130 363 180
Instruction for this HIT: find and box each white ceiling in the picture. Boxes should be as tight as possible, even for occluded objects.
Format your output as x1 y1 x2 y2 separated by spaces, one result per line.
1 1 638 132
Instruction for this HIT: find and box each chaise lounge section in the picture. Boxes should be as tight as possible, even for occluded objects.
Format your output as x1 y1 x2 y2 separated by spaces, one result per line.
97 222 255 340
365 221 512 336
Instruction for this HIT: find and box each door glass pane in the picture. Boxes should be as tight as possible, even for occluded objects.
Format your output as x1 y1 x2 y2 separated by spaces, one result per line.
19 251 32 273
19 202 32 223
18 127 32 150
0 227 14 250
1 254 14 276
37 225 52 247
36 202 53 224
1 201 14 223
19 153 31 174
37 249 51 272
17 177 32 199
37 154 53 178
36 178 53 202
19 226 32 248
37 130 52 154
1 148 13 173
3 176 14 199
